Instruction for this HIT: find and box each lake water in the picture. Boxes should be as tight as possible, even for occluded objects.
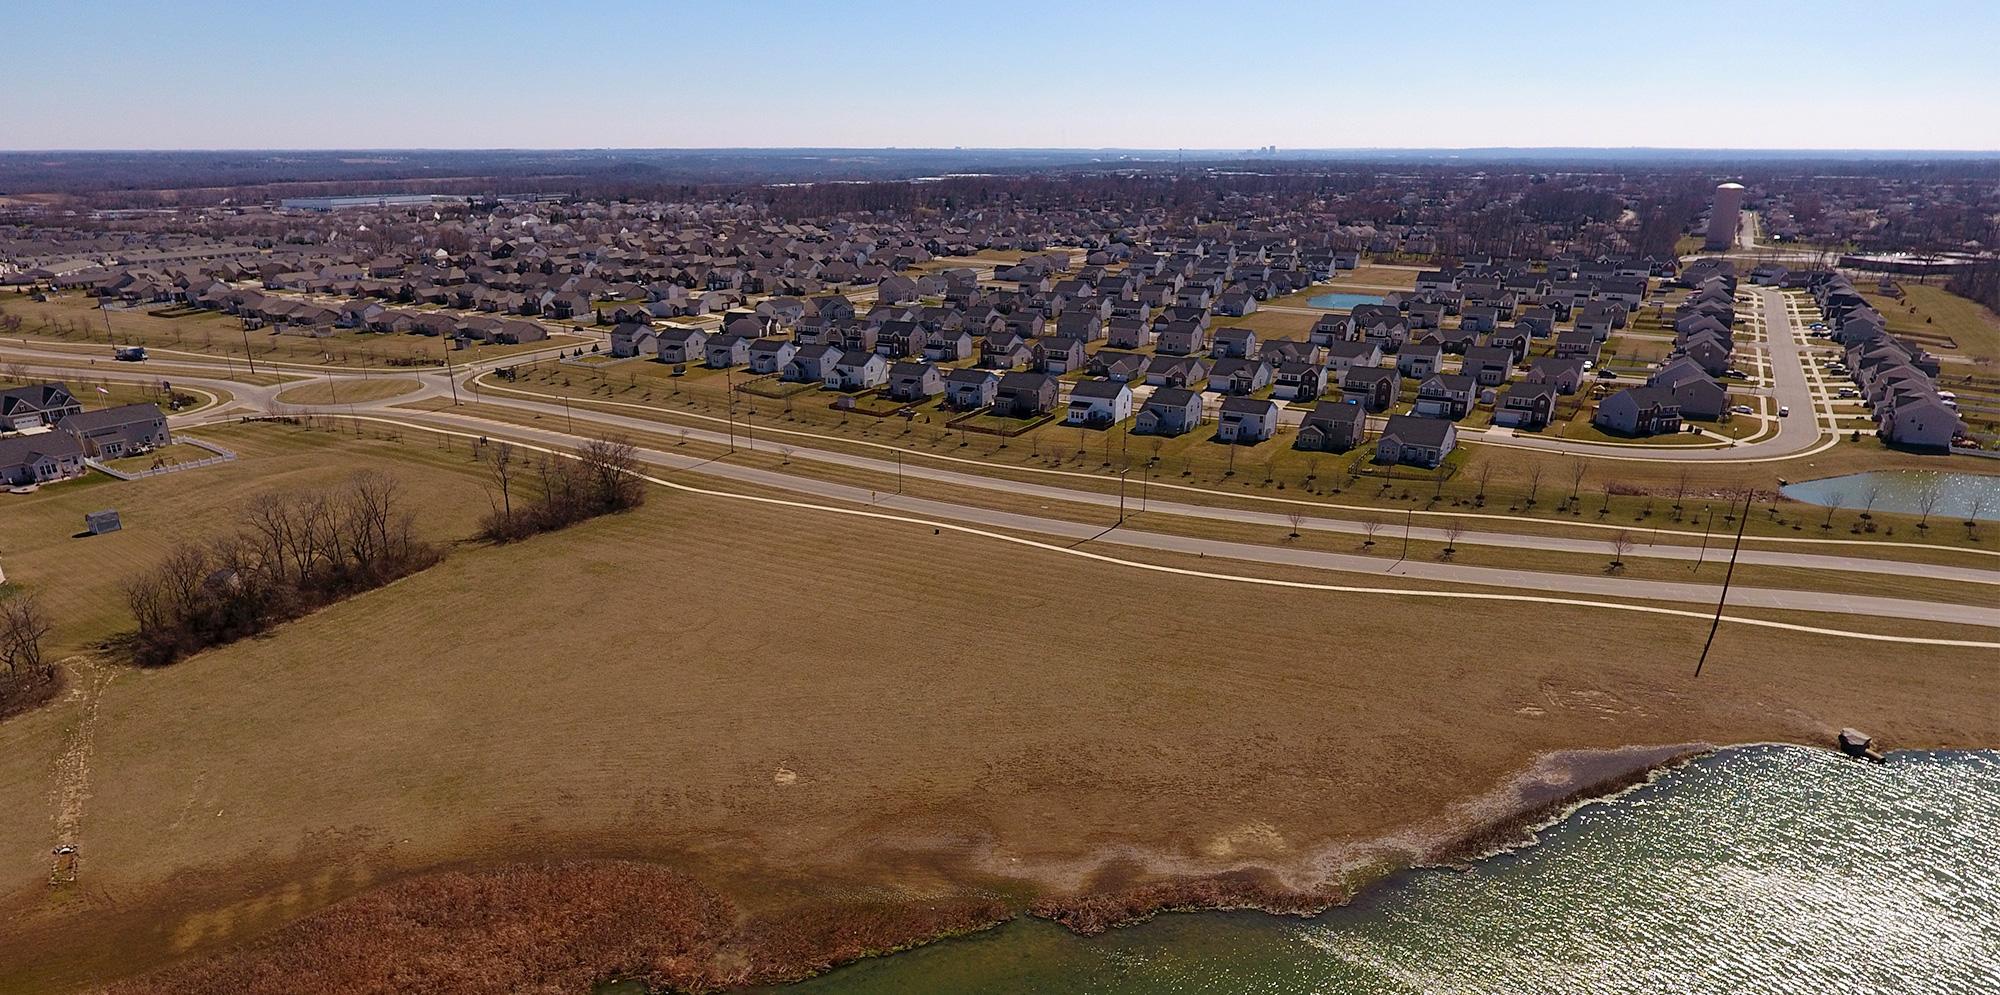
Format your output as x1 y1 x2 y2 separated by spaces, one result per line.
763 746 2000 995
1781 469 2000 522
1305 292 1386 310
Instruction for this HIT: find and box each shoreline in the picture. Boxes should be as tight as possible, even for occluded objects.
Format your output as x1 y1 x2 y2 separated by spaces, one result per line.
99 740 1746 995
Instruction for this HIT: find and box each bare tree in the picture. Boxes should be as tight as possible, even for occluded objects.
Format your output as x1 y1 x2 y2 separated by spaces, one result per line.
1525 463 1544 506
0 359 28 384
1917 483 1942 531
1442 520 1465 558
1822 491 1845 531
486 440 516 522
1860 484 1882 520
0 595 52 678
1608 530 1634 571
1361 517 1383 550
1473 461 1495 505
1671 467 1692 515
1286 510 1305 539
1965 493 1988 539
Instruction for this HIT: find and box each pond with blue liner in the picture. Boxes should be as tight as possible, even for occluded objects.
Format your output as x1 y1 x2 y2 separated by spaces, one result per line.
1305 292 1386 310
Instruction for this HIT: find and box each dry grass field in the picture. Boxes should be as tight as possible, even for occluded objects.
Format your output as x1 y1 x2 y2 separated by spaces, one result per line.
0 422 492 656
0 419 1993 993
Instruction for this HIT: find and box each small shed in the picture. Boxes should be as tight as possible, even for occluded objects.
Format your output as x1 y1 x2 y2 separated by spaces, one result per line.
84 510 122 535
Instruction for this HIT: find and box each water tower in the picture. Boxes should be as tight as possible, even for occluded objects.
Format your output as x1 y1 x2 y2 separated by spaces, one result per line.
1705 182 1746 250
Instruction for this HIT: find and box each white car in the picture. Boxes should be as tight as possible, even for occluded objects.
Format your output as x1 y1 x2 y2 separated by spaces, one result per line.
1778 405 1791 417
1729 404 1755 415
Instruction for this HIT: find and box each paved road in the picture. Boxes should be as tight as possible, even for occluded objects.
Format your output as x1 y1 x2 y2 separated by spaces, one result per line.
350 404 2000 631
1474 286 1832 462
378 380 1996 584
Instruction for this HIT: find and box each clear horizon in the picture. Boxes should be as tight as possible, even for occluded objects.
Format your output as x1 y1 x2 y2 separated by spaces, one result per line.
5 0 2000 151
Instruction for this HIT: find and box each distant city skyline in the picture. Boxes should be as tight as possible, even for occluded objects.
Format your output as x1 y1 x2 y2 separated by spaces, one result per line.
7 0 2000 152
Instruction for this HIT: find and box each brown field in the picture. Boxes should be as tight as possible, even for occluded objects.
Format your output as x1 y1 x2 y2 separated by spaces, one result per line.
0 422 491 655
0 419 1993 994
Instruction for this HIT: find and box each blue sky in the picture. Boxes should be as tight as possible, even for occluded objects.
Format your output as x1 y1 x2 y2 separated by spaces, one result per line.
6 0 1999 150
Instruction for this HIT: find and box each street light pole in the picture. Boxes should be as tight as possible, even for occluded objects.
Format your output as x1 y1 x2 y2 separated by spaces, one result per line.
895 447 903 494
1401 506 1413 561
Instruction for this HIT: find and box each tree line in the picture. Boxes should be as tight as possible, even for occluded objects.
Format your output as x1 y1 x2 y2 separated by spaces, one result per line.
123 472 438 667
478 436 646 542
0 593 57 720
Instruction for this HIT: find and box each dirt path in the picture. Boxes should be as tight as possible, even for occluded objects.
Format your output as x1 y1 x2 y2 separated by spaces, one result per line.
47 660 114 885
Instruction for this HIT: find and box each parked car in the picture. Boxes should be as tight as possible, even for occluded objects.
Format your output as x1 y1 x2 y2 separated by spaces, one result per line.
1729 404 1755 415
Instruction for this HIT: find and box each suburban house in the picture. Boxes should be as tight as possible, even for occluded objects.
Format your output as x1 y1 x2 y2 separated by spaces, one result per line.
1459 346 1514 387
1144 356 1210 389
1648 357 1729 419
747 337 800 375
1397 343 1443 379
980 332 1034 369
886 361 945 402
1208 357 1273 396
1155 321 1207 356
1273 361 1329 401
1295 401 1367 452
1324 340 1382 373
1339 366 1399 411
0 430 86 486
1215 396 1279 444
1525 356 1587 394
1880 394 1963 450
992 372 1059 417
655 326 708 363
923 330 975 362
1413 373 1478 419
1064 379 1133 428
1087 350 1152 383
61 404 170 459
1135 387 1205 436
609 321 658 358
944 368 999 409
1211 327 1258 359
783 344 844 384
1 383 82 431
704 334 752 368
1374 414 1458 468
1033 336 1087 375
1553 330 1600 362
826 351 889 391
1594 386 1683 436
1493 382 1558 429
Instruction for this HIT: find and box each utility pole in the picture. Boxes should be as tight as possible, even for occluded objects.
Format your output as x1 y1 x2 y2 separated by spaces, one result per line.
241 326 258 375
1694 491 1754 678
562 390 573 435
443 343 459 405
1694 504 1715 571
1117 468 1129 524
895 447 903 494
99 300 116 353
1141 463 1150 512
1400 506 1413 562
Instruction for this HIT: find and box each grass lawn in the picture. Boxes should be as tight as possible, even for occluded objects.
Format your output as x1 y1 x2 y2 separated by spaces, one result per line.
1868 284 2000 364
0 417 1994 993
272 377 424 406
0 421 491 656
99 442 221 474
